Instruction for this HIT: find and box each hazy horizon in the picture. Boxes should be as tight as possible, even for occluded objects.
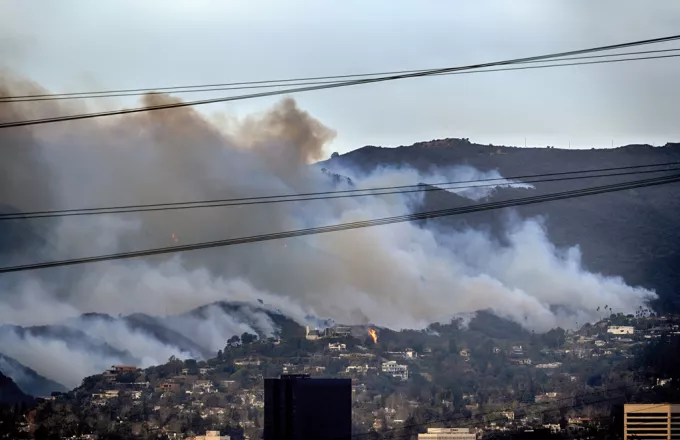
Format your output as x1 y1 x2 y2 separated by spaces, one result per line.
3 0 680 156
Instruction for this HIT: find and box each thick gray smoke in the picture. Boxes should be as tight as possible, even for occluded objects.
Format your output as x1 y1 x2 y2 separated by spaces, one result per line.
0 73 655 388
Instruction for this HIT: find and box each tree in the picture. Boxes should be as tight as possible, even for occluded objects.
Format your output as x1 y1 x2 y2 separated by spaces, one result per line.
117 372 136 383
241 332 257 345
541 328 566 348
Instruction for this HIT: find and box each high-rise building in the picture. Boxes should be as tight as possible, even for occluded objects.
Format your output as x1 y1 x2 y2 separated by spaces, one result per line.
624 403 680 440
417 428 476 440
264 374 351 440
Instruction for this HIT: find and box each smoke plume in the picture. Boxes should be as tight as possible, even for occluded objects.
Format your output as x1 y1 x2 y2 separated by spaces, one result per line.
0 72 655 388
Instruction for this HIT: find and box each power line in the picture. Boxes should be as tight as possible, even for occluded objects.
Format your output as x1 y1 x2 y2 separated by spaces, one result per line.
1 55 678 126
1 34 679 128
2 163 679 220
3 48 679 103
1 173 678 274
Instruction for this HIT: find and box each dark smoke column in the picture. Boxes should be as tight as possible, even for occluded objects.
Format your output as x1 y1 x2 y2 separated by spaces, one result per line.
264 374 351 440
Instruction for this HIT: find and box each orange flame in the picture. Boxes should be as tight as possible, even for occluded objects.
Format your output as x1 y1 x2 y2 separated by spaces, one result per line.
368 328 378 344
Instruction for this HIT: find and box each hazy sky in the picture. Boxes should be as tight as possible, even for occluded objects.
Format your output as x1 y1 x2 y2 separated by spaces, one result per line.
2 0 679 156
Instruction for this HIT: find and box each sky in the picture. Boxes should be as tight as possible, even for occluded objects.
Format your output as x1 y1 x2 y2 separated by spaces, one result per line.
2 0 680 157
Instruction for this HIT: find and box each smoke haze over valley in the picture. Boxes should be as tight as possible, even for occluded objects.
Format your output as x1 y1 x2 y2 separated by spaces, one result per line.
0 73 674 390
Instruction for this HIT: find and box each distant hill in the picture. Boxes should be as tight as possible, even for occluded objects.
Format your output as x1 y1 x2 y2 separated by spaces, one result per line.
0 354 66 397
0 301 306 389
322 140 680 312
0 370 33 405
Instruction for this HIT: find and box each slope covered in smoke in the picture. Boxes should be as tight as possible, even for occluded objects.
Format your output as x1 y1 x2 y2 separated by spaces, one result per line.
0 301 303 388
0 353 66 397
321 139 680 312
0 371 33 405
0 73 660 388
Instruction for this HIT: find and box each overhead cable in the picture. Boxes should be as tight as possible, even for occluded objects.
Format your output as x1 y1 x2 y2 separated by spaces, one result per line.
1 34 679 128
3 48 680 103
1 173 678 273
2 162 679 220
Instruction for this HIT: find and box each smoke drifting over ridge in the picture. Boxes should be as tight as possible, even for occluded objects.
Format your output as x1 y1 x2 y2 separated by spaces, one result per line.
0 73 655 388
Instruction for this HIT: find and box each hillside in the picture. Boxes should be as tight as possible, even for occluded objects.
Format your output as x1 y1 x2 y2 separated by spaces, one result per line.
322 140 680 311
0 371 33 405
0 301 306 390
18 312 680 439
0 354 66 397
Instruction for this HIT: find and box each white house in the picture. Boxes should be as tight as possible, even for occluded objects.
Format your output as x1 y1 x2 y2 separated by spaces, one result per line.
345 365 369 375
607 326 634 335
328 342 347 352
381 361 409 380
535 362 562 369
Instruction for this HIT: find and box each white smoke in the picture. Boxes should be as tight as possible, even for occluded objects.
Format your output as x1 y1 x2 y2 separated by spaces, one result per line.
0 75 656 388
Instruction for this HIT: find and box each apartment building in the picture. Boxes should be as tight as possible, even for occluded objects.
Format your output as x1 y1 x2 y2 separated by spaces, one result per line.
381 361 409 380
624 403 680 440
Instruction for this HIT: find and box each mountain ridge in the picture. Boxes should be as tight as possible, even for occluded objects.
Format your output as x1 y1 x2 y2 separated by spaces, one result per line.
0 353 66 397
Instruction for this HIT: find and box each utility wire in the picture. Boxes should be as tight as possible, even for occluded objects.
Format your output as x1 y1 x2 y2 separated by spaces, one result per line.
1 174 678 274
1 55 678 124
2 163 680 220
3 48 679 103
1 34 679 128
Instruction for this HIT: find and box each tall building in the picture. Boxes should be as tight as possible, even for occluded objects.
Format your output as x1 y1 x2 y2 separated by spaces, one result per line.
624 403 680 440
418 428 476 440
264 374 351 440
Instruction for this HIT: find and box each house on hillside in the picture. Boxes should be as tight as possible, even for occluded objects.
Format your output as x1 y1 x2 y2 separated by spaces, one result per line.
159 382 180 393
607 326 634 335
112 365 138 373
381 361 409 380
234 357 261 366
328 342 347 352
305 326 323 340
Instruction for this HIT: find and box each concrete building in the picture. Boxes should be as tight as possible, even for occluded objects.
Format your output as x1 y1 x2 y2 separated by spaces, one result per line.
305 326 323 340
159 382 180 393
328 342 347 352
624 403 680 440
345 365 369 375
264 374 351 440
608 326 635 335
418 428 476 440
381 361 409 380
